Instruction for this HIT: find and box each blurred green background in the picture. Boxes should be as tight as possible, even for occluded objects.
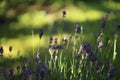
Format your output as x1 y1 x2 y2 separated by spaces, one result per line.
0 0 120 58
0 0 120 79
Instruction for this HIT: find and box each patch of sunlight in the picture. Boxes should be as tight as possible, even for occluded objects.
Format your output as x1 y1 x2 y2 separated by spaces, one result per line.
50 1 64 11
1 38 25 59
65 6 104 22
103 1 120 10
24 34 49 49
86 10 104 21
18 11 48 29
1 35 49 59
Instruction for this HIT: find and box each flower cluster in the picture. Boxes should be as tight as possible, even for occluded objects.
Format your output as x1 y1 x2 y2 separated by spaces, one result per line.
76 42 116 79
97 32 104 48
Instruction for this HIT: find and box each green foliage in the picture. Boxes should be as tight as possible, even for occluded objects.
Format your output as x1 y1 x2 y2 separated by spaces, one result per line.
0 0 120 80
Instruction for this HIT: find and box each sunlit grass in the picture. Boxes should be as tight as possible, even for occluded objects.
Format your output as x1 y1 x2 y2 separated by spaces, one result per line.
66 6 104 22
0 1 120 80
18 11 48 28
1 35 49 58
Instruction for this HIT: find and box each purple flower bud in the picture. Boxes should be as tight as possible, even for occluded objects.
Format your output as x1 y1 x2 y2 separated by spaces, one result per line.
54 38 58 44
40 68 46 79
63 10 66 17
35 51 40 62
0 46 4 57
39 28 44 39
98 41 103 48
27 70 33 79
9 46 12 52
62 35 68 45
49 36 53 44
16 66 20 72
9 68 14 80
55 45 63 49
100 20 106 29
83 43 92 54
90 54 97 62
21 65 27 73
109 66 115 78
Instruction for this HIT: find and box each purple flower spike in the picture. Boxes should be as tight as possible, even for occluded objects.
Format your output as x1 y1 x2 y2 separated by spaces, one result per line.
100 11 110 29
35 51 40 62
39 28 44 39
83 43 92 54
90 54 97 62
40 68 46 79
9 68 14 74
0 46 4 56
9 68 14 80
27 70 33 79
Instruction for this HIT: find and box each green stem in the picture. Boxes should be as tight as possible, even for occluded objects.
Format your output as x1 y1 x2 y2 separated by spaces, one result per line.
32 29 34 57
113 37 117 61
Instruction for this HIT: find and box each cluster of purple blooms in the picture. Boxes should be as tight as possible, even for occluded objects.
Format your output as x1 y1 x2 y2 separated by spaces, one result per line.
0 44 51 80
34 51 51 80
0 10 118 80
77 43 97 62
76 43 115 79
49 36 64 52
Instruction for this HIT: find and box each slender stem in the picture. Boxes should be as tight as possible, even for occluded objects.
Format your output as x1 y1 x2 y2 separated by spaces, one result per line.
32 29 34 57
113 35 117 61
38 38 40 51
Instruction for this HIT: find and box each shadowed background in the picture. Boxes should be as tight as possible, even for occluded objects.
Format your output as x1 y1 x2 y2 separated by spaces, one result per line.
0 0 120 79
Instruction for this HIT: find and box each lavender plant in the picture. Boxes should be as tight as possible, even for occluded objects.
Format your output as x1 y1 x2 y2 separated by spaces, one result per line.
0 9 119 80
